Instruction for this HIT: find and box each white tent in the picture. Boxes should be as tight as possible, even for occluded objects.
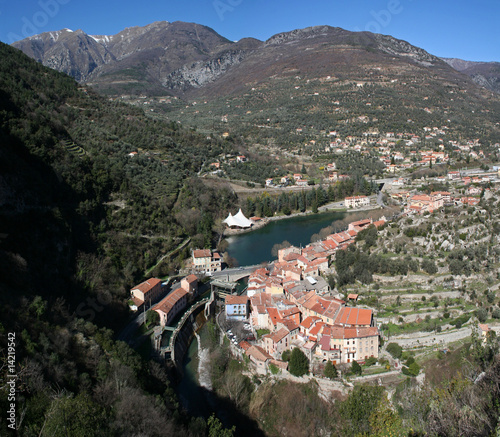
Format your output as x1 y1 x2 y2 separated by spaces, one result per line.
223 209 253 228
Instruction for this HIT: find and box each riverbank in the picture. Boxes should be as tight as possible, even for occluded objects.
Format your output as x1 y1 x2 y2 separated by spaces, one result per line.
223 200 382 237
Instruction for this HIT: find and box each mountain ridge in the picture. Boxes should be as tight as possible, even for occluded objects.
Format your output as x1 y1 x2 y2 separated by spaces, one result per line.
442 57 500 94
13 21 484 97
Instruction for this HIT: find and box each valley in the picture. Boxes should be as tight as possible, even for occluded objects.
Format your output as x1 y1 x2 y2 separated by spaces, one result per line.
1 18 500 437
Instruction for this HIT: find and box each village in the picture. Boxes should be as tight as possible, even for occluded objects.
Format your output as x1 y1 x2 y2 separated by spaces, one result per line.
123 111 500 379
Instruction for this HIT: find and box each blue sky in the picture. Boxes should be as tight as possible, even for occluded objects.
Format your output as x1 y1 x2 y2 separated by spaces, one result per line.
0 0 498 62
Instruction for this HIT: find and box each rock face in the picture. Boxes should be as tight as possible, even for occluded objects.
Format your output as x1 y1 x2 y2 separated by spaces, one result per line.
442 57 500 94
12 21 239 94
12 21 482 98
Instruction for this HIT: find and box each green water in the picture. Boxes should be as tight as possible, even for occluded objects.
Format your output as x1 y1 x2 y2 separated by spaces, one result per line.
177 336 212 418
226 210 362 266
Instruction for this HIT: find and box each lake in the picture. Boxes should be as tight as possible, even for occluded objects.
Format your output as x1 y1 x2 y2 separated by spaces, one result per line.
226 210 364 266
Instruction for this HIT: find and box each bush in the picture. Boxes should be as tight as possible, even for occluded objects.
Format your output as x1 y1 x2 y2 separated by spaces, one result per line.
351 360 362 375
492 308 500 319
324 361 338 379
405 356 415 366
401 362 420 377
476 308 488 323
281 350 292 362
365 356 377 366
386 343 403 359
269 363 279 375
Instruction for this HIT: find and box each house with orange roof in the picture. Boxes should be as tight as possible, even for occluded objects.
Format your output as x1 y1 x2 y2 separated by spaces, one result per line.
279 307 301 325
334 307 373 327
477 323 490 343
130 278 163 308
246 345 272 372
299 316 322 338
341 327 379 363
308 321 325 342
406 193 444 214
181 274 198 296
192 249 222 273
348 218 373 232
266 307 283 329
263 327 291 357
277 319 300 341
153 287 189 327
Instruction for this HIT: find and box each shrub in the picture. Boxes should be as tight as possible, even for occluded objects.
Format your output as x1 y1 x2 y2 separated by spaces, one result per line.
405 356 415 366
386 342 403 359
492 308 500 319
476 308 488 323
365 356 377 366
324 361 338 379
269 363 279 375
351 360 362 375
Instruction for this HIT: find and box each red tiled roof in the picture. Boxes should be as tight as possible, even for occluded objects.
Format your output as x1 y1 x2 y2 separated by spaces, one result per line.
279 307 300 318
239 341 251 351
225 295 249 305
184 274 198 283
335 307 372 326
153 287 188 314
131 278 162 294
246 345 272 362
193 249 211 258
309 322 325 336
300 316 320 329
267 307 282 325
268 327 289 343
279 319 299 332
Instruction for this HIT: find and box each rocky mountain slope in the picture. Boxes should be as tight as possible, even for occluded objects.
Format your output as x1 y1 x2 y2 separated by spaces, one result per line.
442 57 500 94
12 22 500 144
12 21 489 98
12 21 252 95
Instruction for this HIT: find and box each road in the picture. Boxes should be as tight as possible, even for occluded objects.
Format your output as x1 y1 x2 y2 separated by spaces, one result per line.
117 311 147 343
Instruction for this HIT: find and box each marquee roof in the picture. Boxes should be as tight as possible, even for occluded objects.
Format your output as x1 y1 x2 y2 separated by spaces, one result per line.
223 209 253 228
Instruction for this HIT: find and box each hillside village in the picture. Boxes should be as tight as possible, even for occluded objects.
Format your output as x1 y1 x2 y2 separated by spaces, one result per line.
239 217 385 371
128 170 500 383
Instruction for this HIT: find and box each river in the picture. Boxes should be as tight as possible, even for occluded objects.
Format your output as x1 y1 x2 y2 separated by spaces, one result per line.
226 210 366 266
177 334 213 419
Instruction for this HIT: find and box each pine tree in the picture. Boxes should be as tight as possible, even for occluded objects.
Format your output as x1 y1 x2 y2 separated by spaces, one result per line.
289 347 309 377
324 360 338 379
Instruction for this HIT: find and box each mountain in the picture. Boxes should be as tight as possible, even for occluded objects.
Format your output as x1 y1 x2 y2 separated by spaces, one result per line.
12 22 500 145
12 21 250 95
12 22 481 98
442 57 500 94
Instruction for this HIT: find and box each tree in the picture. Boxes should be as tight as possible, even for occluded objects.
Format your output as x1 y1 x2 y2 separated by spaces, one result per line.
145 310 159 327
43 394 108 437
351 360 362 375
339 385 385 435
207 414 235 437
476 307 488 323
386 342 402 359
281 349 292 362
288 347 309 377
324 361 338 379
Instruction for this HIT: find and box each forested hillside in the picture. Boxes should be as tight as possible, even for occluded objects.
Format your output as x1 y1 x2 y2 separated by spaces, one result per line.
0 42 237 436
